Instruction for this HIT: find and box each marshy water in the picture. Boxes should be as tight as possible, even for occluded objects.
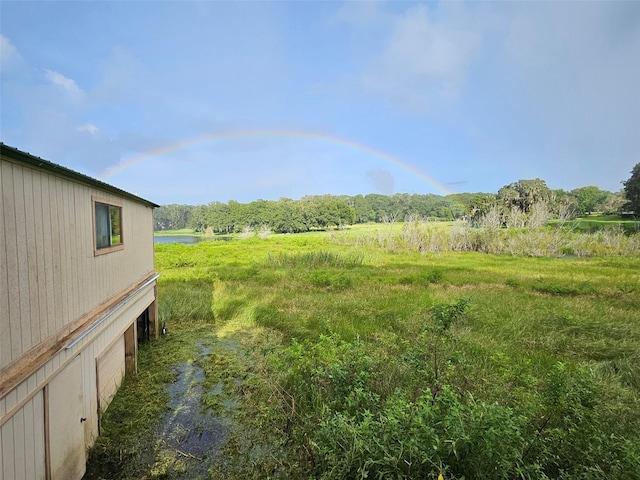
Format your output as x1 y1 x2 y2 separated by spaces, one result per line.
156 341 229 475
154 235 202 244
154 235 234 244
145 336 261 478
148 341 230 478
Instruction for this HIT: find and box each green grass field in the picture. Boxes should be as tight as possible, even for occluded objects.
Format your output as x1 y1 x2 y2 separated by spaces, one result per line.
87 229 640 479
153 228 202 236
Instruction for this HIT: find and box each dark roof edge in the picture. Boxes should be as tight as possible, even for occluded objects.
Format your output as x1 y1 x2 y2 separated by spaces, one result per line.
0 143 159 208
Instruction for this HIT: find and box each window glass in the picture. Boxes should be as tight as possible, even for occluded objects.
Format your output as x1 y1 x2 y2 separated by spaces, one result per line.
109 205 122 246
95 203 110 249
95 201 123 250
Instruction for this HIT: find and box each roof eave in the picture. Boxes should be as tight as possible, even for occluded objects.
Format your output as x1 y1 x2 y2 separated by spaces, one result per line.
0 143 160 208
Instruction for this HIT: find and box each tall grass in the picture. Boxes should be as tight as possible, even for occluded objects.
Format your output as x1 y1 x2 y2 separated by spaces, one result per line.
87 231 640 479
332 219 640 257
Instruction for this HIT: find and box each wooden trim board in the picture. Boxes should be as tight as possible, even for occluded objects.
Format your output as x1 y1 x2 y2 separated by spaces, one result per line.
0 272 158 398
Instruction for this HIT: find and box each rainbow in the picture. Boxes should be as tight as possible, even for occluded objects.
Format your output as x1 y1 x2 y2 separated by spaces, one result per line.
99 128 455 197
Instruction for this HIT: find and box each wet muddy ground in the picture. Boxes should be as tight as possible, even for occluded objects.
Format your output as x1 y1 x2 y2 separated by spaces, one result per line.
143 335 258 479
152 341 231 478
83 317 291 480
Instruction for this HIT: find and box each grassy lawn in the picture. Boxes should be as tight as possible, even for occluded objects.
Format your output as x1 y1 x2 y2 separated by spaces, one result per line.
86 230 640 479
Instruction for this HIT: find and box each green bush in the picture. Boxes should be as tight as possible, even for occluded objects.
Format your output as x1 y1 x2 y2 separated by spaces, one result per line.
265 301 640 479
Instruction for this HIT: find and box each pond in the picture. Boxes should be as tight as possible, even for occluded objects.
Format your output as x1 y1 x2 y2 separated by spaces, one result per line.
154 235 235 244
154 235 202 244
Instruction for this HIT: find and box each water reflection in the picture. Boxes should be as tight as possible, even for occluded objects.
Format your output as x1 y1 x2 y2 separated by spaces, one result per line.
154 235 234 244
154 235 202 244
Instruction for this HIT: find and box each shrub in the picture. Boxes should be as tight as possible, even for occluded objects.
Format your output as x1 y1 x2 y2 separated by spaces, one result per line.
263 300 639 479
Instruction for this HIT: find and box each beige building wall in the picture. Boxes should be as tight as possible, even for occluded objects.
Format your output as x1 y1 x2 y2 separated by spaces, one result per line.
0 146 158 480
0 157 155 372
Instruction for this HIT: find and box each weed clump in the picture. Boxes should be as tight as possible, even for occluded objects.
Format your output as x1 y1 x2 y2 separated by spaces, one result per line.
335 218 640 257
265 250 364 268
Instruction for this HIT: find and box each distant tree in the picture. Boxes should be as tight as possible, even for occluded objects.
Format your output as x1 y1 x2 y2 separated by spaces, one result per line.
447 193 496 221
497 179 551 213
366 194 395 222
622 163 640 215
301 195 355 229
570 186 610 215
599 191 627 215
154 206 171 230
189 204 209 232
353 194 375 223
244 199 275 228
153 204 193 230
207 201 233 233
272 198 307 233
549 189 577 216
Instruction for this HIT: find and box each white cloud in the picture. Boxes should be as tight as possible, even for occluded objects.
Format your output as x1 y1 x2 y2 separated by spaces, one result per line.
1 34 17 61
358 4 483 111
0 34 25 72
77 123 99 135
44 69 85 102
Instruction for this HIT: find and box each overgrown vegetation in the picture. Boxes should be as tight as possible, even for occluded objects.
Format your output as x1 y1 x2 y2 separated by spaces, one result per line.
330 216 640 257
86 228 640 479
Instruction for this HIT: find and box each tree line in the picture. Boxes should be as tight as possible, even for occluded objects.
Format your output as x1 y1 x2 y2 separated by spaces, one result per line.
155 166 639 233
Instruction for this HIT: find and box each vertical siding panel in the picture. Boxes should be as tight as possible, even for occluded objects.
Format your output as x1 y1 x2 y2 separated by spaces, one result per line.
4 390 17 414
82 348 98 448
51 354 60 371
67 182 79 321
0 424 3 480
1 418 15 480
33 392 45 480
74 186 84 318
32 174 48 341
91 194 98 311
86 192 93 310
12 409 25 480
75 187 88 315
49 177 62 334
58 177 68 330
22 399 35 480
80 186 89 315
23 172 41 348
44 361 52 379
57 178 69 328
2 163 22 362
15 383 27 407
41 176 55 338
63 182 73 320
0 162 12 369
0 395 45 480
95 194 104 307
36 368 45 387
13 167 32 354
27 376 37 398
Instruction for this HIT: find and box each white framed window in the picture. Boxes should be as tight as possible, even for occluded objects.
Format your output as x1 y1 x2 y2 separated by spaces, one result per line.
93 197 124 255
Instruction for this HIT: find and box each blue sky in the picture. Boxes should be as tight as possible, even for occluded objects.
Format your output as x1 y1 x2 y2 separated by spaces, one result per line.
1 1 639 205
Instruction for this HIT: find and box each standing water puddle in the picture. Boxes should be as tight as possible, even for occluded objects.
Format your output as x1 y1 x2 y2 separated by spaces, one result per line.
154 341 231 477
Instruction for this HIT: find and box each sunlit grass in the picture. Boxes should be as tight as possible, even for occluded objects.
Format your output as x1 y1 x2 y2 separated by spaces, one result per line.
88 230 640 479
